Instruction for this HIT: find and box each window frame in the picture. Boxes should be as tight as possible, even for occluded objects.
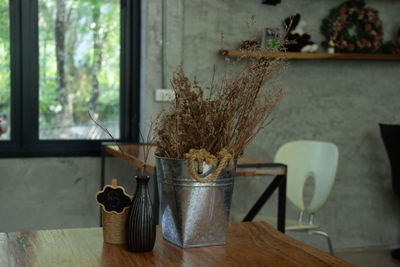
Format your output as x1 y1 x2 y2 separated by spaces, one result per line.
0 0 140 157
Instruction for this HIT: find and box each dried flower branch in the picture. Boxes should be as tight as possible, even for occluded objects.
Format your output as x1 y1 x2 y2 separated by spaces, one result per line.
89 112 155 175
154 22 288 159
137 119 157 176
89 111 125 155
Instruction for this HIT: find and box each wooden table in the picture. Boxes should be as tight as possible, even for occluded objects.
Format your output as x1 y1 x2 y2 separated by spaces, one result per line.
101 144 287 232
0 222 352 266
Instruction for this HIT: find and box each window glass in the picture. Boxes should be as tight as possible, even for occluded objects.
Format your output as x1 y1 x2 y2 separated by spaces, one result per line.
38 0 120 140
0 0 10 140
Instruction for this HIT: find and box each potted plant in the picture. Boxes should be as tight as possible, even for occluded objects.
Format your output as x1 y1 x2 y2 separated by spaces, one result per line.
153 40 287 247
92 19 288 249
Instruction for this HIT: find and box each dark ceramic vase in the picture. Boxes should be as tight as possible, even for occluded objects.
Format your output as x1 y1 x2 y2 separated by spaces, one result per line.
126 176 156 252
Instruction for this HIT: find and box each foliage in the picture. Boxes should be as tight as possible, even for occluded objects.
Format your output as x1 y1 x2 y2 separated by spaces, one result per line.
320 0 394 54
0 0 121 132
39 0 120 127
0 0 10 116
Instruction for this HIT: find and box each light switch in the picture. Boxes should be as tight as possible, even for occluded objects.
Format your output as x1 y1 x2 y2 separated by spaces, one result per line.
155 89 175 102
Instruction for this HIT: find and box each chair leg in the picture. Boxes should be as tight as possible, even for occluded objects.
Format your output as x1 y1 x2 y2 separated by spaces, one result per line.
308 230 334 256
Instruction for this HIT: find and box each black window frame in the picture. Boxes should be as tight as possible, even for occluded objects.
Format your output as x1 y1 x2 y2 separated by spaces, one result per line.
0 0 140 157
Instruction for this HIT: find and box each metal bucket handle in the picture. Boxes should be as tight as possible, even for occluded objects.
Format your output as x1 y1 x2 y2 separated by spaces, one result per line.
185 148 234 183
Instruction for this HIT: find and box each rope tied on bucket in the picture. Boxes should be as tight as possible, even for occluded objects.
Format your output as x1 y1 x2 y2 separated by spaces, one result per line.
184 148 234 183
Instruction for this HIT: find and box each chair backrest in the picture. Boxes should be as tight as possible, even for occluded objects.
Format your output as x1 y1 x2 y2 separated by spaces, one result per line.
379 123 400 197
274 140 339 213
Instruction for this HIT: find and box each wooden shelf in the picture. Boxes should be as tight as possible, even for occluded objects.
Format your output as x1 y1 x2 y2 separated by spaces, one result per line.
219 50 400 61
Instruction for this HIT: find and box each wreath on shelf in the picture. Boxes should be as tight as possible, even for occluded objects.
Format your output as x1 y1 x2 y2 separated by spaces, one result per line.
320 0 393 54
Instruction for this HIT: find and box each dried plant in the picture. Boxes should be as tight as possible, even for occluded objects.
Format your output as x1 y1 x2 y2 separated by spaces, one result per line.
89 112 155 176
136 120 156 176
89 112 125 155
154 22 288 159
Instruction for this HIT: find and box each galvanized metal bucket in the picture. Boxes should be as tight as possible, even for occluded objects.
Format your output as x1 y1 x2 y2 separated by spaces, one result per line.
155 155 237 248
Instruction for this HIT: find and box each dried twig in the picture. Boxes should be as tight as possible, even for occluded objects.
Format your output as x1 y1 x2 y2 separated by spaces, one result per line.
89 112 156 176
89 111 125 155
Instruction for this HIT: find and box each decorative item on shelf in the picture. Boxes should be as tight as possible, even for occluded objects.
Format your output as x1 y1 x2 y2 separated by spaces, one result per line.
328 39 336 54
125 175 156 252
96 178 132 244
283 13 318 53
321 0 394 54
261 28 280 50
239 40 260 50
153 19 287 247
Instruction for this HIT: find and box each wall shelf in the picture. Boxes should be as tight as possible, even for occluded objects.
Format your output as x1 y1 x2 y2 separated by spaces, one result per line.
219 50 400 61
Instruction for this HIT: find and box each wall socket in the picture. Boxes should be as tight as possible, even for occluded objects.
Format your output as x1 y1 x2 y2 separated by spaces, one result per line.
155 89 175 102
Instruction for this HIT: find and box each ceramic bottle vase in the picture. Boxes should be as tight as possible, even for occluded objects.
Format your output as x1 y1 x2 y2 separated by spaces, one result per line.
125 176 156 252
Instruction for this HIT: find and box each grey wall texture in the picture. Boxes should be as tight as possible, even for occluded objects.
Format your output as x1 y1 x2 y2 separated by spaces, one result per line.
0 0 399 253
0 157 139 232
144 0 400 251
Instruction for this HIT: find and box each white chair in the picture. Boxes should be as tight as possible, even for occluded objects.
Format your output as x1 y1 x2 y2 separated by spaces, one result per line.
233 140 339 255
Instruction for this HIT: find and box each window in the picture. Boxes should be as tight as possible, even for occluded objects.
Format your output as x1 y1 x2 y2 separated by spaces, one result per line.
0 0 10 141
0 0 140 156
38 0 121 140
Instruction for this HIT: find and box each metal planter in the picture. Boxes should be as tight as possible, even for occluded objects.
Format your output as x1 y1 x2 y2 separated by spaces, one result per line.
155 155 237 248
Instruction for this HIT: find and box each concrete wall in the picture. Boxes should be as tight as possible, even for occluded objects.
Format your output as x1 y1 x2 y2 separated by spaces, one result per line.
0 0 399 253
0 157 139 232
144 0 400 251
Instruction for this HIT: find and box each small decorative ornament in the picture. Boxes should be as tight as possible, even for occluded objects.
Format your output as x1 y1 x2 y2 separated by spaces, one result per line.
328 40 336 54
283 14 318 52
261 28 280 50
320 0 394 54
96 178 132 244
96 178 132 213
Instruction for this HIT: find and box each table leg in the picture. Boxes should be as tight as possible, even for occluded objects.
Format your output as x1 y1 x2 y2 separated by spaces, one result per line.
101 144 106 190
277 174 286 233
100 144 106 226
242 176 281 222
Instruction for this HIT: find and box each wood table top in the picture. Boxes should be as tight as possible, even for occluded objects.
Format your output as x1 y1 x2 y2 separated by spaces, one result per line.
105 144 286 177
0 222 352 267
